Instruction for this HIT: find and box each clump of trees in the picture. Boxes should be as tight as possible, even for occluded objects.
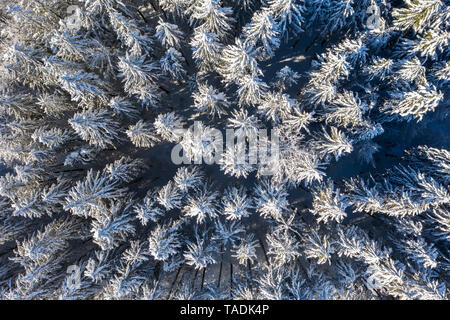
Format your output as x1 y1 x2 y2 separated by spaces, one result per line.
0 0 448 300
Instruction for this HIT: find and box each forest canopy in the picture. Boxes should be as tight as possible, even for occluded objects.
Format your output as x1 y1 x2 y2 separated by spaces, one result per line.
0 0 448 300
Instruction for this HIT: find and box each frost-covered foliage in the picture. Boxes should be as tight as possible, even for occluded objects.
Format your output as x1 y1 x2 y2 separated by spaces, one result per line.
0 0 448 301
